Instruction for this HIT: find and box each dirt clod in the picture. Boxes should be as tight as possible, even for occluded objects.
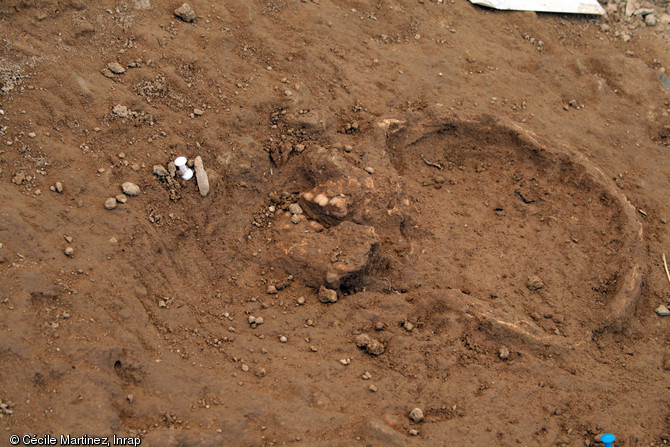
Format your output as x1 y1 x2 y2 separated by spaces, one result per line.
527 275 545 291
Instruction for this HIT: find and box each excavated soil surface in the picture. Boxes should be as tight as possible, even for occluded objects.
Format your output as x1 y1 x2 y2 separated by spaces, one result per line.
1 1 670 446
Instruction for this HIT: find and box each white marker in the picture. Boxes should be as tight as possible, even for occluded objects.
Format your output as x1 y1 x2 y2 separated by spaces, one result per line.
174 156 194 180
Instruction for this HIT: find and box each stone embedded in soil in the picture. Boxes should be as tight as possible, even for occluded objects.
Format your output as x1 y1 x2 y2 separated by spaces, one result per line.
527 275 545 291
318 286 338 303
104 197 117 210
107 62 126 74
274 221 380 288
655 305 670 316
499 346 510 360
153 165 169 177
194 156 210 197
174 3 195 22
115 194 127 204
360 418 404 447
409 408 425 423
645 14 657 26
122 182 140 196
266 285 278 295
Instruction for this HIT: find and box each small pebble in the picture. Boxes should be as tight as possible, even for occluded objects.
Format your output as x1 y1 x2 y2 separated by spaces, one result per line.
409 429 419 436
27 132 36 138
499 346 510 360
318 285 338 303
121 182 140 196
64 246 74 257
279 335 288 343
115 194 127 204
368 384 378 392
296 296 306 305
288 203 303 215
174 2 196 22
104 197 117 210
402 321 414 332
362 371 372 380
107 62 126 74
645 13 657 26
266 285 278 294
655 305 669 316
365 167 374 174
291 214 301 224
409 408 424 423
55 182 63 193
241 364 249 372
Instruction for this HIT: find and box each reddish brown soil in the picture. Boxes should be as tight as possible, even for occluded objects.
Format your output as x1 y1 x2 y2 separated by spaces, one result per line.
1 1 669 446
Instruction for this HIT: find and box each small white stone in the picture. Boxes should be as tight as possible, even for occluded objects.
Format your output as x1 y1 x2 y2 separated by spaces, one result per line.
655 305 669 316
279 336 288 343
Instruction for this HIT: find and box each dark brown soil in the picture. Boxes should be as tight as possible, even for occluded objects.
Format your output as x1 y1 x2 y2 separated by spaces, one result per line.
1 1 669 446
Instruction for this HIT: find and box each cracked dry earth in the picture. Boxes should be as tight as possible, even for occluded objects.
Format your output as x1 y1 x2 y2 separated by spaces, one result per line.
1 0 670 446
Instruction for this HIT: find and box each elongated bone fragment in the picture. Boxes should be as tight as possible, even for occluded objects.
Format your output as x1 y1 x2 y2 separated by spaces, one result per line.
194 156 210 197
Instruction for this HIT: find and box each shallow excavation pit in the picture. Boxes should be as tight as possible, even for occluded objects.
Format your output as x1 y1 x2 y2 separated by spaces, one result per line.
382 114 645 351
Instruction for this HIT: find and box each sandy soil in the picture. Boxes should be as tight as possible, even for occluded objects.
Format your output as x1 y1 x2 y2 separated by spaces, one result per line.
1 0 670 446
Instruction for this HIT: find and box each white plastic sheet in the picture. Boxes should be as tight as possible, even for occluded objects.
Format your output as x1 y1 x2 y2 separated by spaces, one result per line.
469 0 605 15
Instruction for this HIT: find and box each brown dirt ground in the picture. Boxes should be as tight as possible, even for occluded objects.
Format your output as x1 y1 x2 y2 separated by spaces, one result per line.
1 0 670 446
